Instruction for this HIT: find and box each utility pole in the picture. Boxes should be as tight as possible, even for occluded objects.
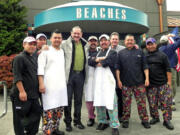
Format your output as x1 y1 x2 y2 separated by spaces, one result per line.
156 0 164 33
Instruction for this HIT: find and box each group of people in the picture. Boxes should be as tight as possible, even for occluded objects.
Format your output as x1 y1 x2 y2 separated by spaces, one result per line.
10 25 180 135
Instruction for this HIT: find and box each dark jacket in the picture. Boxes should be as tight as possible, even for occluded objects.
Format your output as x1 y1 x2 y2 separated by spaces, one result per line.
159 36 180 68
11 51 39 99
145 50 171 86
88 48 117 78
115 47 148 87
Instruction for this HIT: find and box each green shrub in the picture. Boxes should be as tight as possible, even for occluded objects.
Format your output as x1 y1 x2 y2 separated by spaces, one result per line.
0 0 27 56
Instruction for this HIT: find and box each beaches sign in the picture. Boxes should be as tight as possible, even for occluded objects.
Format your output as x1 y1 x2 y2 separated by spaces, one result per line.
76 7 126 20
34 4 148 28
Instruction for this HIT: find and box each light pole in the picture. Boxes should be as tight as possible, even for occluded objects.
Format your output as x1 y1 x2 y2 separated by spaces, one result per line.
156 0 164 33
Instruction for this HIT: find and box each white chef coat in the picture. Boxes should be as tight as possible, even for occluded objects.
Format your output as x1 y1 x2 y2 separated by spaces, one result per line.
38 46 68 111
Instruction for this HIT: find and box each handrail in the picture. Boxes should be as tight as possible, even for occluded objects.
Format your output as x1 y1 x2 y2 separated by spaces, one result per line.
0 81 8 119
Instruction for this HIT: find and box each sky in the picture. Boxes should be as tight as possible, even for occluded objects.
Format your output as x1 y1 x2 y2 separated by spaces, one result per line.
166 0 180 11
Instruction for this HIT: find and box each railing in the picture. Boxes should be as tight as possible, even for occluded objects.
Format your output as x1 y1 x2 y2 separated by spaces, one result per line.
0 81 8 118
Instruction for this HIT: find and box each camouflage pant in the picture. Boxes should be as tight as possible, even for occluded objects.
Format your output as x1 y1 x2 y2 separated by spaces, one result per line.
122 85 149 122
43 107 63 135
147 84 172 121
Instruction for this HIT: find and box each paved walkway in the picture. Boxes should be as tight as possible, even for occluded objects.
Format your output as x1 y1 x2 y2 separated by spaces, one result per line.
0 87 180 135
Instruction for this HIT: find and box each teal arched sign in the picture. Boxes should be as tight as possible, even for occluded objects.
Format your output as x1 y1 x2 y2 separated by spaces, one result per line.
34 3 148 29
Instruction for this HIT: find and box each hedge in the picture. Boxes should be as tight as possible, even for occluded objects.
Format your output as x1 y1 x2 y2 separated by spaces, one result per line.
0 54 17 90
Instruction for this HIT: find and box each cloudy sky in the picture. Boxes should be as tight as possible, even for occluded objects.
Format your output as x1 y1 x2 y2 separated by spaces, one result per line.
166 0 180 11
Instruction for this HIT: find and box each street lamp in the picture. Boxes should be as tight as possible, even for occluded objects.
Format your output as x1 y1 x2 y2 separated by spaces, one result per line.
156 0 164 33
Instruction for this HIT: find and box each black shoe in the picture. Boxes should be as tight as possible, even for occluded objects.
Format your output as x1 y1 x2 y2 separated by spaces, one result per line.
118 118 123 123
87 119 95 127
163 121 174 130
74 121 85 129
96 123 103 131
52 129 65 135
122 121 129 128
173 101 175 105
150 118 160 125
112 128 119 135
96 123 109 131
141 121 151 129
172 105 176 111
66 124 72 132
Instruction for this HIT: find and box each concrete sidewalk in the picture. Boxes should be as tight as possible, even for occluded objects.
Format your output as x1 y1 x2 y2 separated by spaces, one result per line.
0 87 180 135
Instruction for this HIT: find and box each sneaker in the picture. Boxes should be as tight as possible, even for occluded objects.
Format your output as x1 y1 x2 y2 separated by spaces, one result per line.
150 118 160 125
52 129 65 135
163 121 174 130
141 121 151 129
87 119 95 127
74 121 85 129
112 128 119 135
96 123 109 131
122 121 129 128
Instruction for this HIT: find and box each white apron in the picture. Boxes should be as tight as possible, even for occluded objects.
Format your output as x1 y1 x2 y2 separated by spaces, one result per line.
38 46 68 111
93 48 116 110
84 66 95 101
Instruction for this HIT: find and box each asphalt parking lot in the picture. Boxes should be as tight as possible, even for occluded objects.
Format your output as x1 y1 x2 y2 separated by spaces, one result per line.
0 87 180 135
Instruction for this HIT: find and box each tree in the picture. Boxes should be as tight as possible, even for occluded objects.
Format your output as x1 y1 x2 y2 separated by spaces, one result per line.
0 0 27 56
